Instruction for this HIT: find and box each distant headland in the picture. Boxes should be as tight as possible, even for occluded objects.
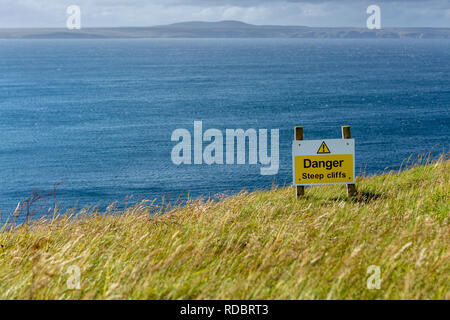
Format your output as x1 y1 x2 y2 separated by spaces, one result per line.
1 20 449 39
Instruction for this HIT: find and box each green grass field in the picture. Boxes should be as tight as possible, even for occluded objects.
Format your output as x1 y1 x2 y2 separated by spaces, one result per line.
0 156 448 300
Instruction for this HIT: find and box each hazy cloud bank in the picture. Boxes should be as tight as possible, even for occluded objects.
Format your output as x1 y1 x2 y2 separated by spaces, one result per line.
1 0 448 28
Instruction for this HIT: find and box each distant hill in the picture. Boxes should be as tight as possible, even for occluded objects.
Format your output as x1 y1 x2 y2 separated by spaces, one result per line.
0 20 449 39
163 20 255 28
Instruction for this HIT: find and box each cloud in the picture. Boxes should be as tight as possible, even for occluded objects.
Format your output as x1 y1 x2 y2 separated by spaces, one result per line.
0 0 448 28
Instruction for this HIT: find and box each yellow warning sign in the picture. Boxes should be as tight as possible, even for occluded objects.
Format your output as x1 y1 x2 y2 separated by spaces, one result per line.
317 141 331 154
294 154 353 184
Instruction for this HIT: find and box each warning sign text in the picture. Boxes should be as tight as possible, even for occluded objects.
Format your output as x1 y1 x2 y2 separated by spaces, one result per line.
294 154 354 185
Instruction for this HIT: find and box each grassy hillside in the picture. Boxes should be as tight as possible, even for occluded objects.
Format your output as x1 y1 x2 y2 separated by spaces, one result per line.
0 157 448 299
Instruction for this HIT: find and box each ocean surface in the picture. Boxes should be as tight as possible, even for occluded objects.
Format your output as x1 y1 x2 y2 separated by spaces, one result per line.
0 39 448 223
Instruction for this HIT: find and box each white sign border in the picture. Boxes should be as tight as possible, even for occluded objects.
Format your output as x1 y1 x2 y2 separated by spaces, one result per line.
292 139 355 187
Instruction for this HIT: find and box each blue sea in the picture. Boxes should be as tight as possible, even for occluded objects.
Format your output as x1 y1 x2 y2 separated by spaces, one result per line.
0 39 448 223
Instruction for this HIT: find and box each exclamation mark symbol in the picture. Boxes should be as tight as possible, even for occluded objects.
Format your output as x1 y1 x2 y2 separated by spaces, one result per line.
317 141 331 154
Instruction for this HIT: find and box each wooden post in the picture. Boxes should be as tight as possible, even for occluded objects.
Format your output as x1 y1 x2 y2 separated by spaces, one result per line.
295 126 304 198
342 125 357 197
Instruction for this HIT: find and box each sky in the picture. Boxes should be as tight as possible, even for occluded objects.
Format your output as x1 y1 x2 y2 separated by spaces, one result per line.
1 0 449 28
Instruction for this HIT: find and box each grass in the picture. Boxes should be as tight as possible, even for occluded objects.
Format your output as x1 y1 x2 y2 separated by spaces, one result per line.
0 156 448 300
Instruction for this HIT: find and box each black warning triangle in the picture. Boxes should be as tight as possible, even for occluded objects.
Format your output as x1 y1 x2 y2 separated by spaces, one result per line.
317 141 331 154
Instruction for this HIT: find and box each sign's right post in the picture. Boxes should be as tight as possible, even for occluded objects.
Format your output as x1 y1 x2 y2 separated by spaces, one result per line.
342 125 357 197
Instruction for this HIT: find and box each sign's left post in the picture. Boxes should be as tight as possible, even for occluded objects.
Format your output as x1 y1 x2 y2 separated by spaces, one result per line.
295 126 304 199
